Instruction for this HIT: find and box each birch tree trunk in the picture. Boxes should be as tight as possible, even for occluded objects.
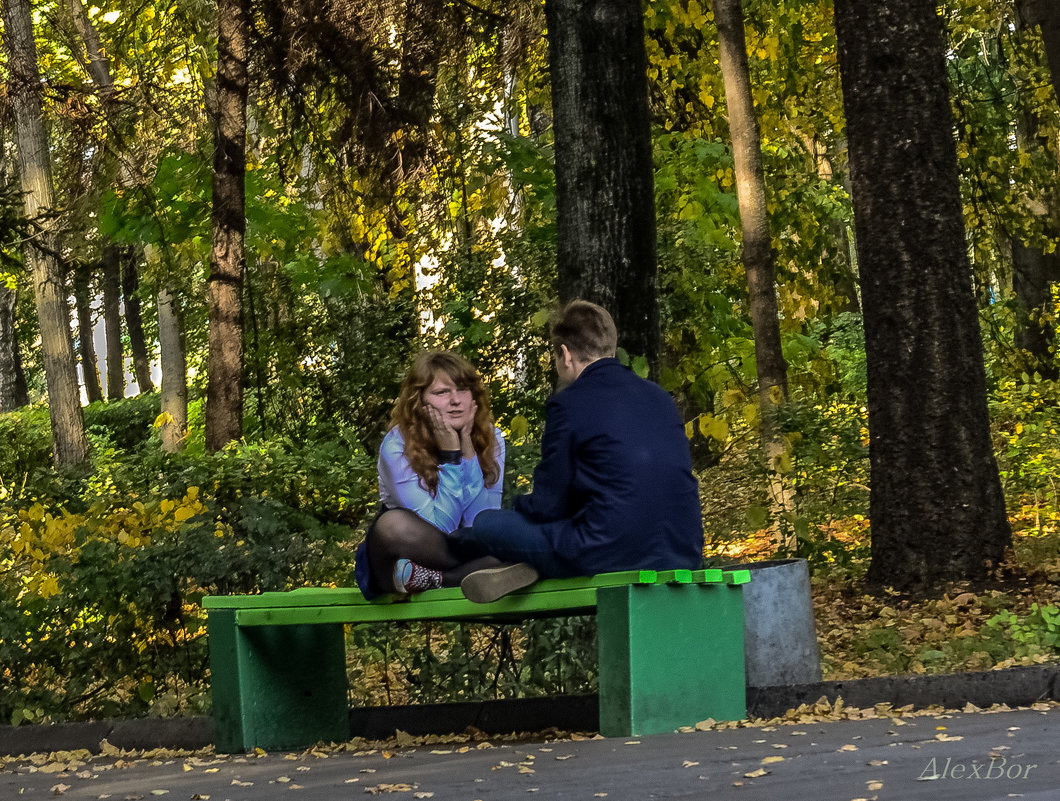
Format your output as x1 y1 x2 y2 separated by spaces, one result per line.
157 287 188 452
714 0 794 544
205 0 250 450
2 0 88 465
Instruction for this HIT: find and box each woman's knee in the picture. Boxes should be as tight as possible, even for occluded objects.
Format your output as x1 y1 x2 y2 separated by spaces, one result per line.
370 509 441 552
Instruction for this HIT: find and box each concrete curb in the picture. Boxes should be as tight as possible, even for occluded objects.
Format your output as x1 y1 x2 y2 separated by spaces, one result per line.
2 665 1057 756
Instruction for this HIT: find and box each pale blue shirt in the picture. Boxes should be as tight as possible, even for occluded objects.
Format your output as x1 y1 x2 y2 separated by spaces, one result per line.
377 426 505 532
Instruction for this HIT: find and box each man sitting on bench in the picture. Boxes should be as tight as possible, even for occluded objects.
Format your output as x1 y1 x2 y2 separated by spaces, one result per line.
453 300 704 603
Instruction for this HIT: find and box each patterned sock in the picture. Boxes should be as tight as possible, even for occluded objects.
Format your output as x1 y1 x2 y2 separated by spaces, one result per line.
393 558 443 593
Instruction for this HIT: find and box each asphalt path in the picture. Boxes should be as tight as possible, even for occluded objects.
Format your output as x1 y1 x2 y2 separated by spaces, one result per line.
3 706 1058 800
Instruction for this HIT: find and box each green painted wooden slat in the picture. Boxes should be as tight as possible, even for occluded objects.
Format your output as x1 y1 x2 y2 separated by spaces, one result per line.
723 569 752 585
235 587 602 625
690 568 725 583
654 569 693 584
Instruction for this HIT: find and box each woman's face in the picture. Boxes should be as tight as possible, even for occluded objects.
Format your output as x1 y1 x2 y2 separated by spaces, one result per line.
423 371 475 430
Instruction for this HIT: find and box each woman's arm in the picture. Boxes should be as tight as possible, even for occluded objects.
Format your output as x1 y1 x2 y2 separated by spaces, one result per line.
461 427 505 525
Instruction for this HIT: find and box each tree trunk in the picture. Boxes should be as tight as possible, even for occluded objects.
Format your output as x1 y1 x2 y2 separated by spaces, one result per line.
833 0 1011 592
0 282 29 411
2 0 88 465
1010 2 1060 379
102 246 124 399
122 254 154 393
157 287 188 452
544 0 660 375
714 0 794 544
72 263 104 403
206 0 250 451
1011 241 1060 379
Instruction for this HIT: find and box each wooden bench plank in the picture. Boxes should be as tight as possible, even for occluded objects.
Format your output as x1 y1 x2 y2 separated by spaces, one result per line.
235 586 603 625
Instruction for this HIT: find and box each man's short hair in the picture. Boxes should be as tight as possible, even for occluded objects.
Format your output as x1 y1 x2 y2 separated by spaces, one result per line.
550 300 618 362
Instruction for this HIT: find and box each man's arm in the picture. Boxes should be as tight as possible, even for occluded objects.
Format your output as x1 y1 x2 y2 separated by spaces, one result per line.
513 399 575 522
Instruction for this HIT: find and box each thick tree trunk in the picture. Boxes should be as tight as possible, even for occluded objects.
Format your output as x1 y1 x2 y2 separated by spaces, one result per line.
102 246 124 399
833 0 1011 592
157 287 188 452
714 0 793 542
544 0 660 375
122 254 154 393
0 282 29 411
2 0 88 465
72 264 104 403
206 0 250 451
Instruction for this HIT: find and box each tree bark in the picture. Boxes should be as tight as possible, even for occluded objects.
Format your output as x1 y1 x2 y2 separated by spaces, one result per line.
72 263 104 403
714 0 793 541
833 0 1011 592
102 246 124 399
122 254 154 393
1011 241 1060 379
206 0 250 451
2 0 88 465
544 0 660 375
0 281 29 411
157 287 188 452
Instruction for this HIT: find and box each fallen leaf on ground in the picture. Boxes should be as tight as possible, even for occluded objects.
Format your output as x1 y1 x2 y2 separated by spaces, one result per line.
744 768 769 778
364 784 416 794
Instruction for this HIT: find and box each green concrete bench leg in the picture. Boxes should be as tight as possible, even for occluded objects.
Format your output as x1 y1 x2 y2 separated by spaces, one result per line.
596 582 746 736
208 610 351 752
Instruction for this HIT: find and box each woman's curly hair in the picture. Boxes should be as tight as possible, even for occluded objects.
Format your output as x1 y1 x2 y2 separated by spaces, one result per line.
389 351 500 495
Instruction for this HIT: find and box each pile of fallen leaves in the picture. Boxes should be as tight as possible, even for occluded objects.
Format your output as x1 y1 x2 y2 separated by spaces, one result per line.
809 527 1060 680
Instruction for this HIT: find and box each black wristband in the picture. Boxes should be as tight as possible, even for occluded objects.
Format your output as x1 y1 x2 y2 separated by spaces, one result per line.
439 449 462 465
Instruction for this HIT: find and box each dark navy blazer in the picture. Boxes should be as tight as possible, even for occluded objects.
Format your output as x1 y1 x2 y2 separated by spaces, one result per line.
514 358 704 574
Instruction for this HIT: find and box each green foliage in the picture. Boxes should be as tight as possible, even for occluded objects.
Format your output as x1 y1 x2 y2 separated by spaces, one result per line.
0 411 378 724
985 604 1060 658
83 394 162 452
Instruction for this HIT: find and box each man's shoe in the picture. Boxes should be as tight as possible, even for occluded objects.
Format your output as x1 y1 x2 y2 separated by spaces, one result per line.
461 563 539 604
393 558 443 594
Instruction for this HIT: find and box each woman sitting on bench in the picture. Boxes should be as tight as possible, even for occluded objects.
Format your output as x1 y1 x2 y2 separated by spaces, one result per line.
354 351 509 597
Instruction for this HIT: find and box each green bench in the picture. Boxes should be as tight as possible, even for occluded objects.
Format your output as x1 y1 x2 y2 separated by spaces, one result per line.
202 567 750 752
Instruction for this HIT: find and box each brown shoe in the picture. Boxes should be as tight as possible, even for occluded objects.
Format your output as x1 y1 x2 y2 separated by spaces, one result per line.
460 563 540 603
